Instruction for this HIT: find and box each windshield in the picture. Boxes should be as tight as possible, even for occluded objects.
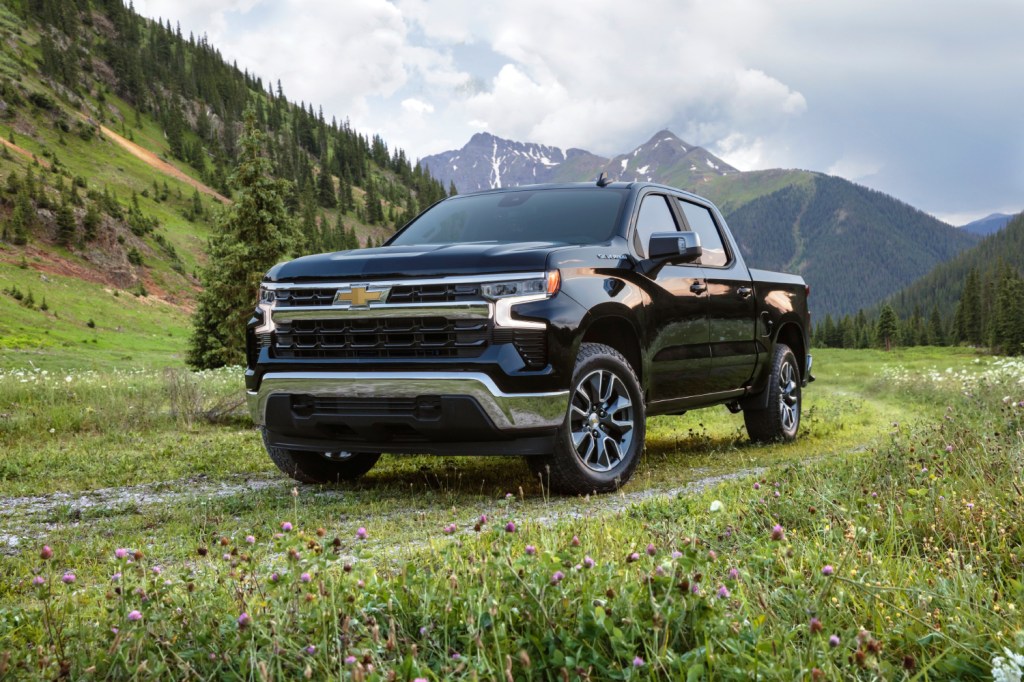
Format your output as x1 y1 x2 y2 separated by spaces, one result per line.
390 188 628 246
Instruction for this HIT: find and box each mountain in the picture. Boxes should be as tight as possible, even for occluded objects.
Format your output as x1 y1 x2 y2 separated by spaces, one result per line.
724 175 978 316
886 212 1024 320
421 130 736 193
422 131 977 317
420 132 605 192
0 0 445 367
960 213 1014 236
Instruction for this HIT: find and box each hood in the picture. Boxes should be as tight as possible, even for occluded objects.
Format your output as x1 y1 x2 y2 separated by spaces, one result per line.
266 242 568 282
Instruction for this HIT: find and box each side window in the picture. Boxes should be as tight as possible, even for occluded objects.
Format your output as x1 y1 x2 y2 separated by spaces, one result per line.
633 194 677 257
677 199 728 267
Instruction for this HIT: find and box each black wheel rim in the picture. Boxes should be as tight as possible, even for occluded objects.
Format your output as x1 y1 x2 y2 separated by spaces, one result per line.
569 369 635 473
779 360 799 433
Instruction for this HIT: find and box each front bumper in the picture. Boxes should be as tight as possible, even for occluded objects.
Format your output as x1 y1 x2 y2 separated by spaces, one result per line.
248 371 569 431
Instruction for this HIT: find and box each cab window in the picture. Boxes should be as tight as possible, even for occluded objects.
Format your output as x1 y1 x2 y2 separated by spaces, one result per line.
633 194 677 257
677 199 728 267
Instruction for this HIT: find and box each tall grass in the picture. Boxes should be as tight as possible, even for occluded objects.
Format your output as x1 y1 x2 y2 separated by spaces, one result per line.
1 352 1022 679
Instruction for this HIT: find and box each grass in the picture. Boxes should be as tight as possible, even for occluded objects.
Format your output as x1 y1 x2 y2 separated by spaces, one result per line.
2 348 1022 679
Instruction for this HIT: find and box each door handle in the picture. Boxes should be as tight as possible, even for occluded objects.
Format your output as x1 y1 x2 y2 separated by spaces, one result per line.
690 281 707 295
737 286 752 299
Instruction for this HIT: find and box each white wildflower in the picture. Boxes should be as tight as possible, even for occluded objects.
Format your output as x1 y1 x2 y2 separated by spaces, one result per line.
992 648 1024 682
709 500 723 513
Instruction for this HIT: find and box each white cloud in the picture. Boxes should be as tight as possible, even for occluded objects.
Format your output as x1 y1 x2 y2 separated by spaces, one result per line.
131 0 1024 216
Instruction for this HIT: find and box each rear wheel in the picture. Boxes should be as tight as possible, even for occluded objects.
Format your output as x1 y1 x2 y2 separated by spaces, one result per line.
261 428 380 483
529 343 645 494
744 343 801 442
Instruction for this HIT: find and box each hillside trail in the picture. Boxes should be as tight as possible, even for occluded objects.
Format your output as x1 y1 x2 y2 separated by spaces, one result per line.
87 117 232 204
0 137 51 168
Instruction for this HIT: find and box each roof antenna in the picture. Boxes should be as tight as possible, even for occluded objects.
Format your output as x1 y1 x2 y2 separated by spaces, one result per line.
595 171 612 187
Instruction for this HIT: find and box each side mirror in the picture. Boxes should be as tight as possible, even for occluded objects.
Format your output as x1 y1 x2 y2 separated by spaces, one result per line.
648 231 702 263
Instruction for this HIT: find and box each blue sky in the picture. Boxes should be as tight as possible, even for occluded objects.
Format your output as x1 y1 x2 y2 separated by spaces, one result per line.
134 0 1023 224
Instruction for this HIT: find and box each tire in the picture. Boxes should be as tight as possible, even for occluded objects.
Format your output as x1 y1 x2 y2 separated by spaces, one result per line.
744 343 801 443
261 428 380 484
529 343 645 495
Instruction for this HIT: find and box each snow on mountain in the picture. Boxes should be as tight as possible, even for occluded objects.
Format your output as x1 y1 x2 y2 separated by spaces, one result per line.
420 129 735 194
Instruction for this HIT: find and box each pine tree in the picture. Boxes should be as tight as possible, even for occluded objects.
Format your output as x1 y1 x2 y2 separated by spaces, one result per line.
928 305 945 346
961 268 983 346
56 198 76 246
876 304 899 351
187 107 296 370
316 167 336 208
83 202 100 241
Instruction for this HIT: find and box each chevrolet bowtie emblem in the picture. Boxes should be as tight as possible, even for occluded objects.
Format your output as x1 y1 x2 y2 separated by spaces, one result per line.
334 285 387 308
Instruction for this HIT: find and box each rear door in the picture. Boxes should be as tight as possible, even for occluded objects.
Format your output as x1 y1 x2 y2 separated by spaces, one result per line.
631 192 712 400
675 197 757 393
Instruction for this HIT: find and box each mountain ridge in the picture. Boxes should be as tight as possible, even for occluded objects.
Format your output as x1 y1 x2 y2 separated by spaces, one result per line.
421 130 977 317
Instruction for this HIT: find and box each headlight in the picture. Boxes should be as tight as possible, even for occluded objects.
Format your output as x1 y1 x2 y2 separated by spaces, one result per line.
481 271 560 300
258 286 276 305
489 271 560 330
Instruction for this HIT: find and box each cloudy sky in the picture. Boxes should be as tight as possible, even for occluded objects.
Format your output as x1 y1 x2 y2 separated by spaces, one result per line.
133 0 1023 224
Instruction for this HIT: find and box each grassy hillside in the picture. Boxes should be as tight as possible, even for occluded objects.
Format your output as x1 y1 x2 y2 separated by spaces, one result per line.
0 1 446 368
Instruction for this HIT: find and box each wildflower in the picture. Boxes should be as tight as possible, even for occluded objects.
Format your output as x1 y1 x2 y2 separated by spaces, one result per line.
551 570 565 585
115 547 129 559
770 525 785 541
40 546 53 561
414 678 428 682
525 545 536 556
671 551 683 560
505 522 516 533
151 566 162 575
871 492 878 498
728 567 739 580
809 617 823 634
945 444 954 453
451 652 461 660
128 610 142 622
710 499 723 512
773 490 780 498
647 543 657 556
345 656 357 664
479 514 488 524
245 535 256 545
991 648 1024 682
627 552 640 563
571 535 580 547
237 613 251 628
301 572 312 583
62 572 76 584
305 645 316 655
822 565 834 576
281 522 293 532
111 572 122 582
583 556 595 569
222 553 231 561
829 634 840 648
356 527 368 540
717 585 730 599
967 502 975 510
357 579 365 588
633 656 645 667
707 550 717 561
753 482 760 490
443 523 456 534
32 576 45 586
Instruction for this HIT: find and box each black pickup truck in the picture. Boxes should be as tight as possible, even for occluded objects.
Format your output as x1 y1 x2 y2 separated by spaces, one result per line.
246 180 812 494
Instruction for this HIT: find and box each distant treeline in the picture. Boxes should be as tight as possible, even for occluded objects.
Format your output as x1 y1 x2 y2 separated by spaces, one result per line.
814 261 1024 356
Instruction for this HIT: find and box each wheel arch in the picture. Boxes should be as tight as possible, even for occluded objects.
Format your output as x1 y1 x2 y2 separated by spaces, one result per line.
578 313 644 390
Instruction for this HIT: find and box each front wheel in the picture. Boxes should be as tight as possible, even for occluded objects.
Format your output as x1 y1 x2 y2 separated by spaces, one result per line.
529 343 645 494
261 428 380 483
744 343 801 443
